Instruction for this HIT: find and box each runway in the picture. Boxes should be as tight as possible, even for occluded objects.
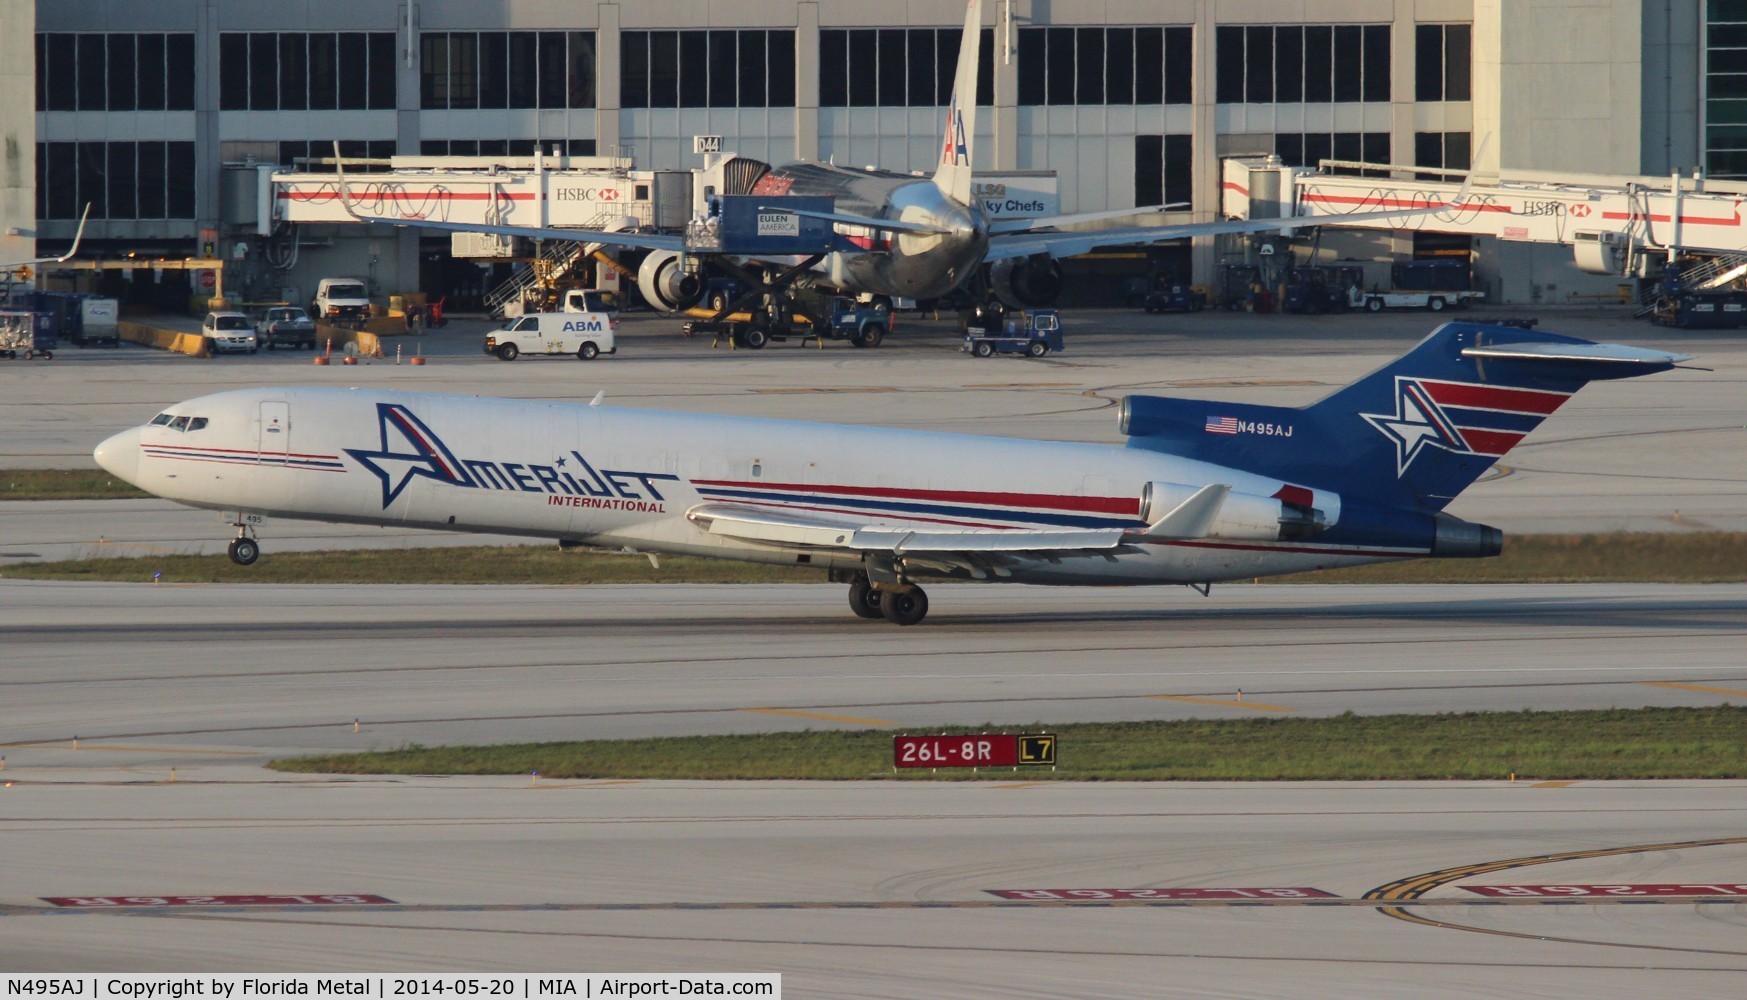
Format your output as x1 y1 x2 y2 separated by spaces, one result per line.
3 582 1746 990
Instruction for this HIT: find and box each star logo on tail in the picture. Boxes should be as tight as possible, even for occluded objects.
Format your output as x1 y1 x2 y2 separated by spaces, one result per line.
1360 378 1472 476
345 403 475 507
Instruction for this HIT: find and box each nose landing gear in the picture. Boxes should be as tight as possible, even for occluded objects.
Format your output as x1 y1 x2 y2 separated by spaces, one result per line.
227 516 261 566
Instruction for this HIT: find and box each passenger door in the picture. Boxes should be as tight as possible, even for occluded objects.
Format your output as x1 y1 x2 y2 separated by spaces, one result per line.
259 401 291 464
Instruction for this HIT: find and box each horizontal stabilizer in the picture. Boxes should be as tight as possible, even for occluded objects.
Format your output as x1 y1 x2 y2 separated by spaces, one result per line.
1124 484 1230 542
1462 343 1693 367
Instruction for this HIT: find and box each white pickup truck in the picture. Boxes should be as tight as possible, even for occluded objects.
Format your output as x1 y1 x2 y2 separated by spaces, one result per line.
485 311 617 361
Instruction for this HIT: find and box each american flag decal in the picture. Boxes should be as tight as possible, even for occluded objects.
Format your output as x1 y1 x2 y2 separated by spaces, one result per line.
1204 416 1239 435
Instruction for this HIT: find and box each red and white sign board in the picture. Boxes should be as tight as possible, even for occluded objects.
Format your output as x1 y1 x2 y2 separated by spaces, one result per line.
1463 884 1747 898
43 894 395 907
987 887 1337 901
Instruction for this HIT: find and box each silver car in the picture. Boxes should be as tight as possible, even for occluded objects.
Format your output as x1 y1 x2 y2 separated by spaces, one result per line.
202 311 258 354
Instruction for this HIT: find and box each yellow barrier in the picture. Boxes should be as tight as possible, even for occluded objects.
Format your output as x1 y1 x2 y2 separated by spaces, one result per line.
119 320 211 358
313 323 385 358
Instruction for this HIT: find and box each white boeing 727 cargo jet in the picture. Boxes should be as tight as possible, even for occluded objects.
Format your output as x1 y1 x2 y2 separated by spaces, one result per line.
94 322 1687 625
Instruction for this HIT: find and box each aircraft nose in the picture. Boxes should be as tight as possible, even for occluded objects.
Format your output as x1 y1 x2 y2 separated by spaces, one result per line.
93 427 144 485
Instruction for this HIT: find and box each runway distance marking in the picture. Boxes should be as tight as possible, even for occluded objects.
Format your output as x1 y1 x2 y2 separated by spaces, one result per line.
42 894 395 907
1464 884 1747 897
987 888 1337 901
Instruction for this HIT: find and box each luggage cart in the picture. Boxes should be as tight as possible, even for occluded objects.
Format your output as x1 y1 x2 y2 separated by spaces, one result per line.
0 310 54 360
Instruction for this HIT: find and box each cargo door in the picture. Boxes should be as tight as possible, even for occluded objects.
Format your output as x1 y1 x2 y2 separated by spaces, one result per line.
258 401 291 464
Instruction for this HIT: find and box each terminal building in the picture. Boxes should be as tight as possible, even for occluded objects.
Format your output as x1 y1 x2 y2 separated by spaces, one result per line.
0 1 1724 309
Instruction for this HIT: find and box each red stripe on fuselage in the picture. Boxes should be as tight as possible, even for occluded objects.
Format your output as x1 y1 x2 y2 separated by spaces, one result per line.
692 479 1141 515
387 411 456 479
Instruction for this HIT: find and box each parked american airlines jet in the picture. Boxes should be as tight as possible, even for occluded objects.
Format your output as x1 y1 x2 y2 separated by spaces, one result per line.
347 0 1459 313
93 323 1687 625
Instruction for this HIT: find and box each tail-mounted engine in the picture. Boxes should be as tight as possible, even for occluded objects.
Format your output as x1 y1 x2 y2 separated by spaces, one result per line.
1141 481 1333 542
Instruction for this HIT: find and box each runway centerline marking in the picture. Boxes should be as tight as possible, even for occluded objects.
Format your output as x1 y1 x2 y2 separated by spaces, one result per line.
1149 695 1294 713
743 708 895 726
1643 681 1747 698
1530 781 1578 788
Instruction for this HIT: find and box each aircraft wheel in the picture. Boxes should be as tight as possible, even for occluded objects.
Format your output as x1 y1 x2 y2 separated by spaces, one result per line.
579 342 600 360
973 341 994 358
743 327 769 349
870 295 893 313
497 343 519 361
1026 341 1047 357
879 587 928 626
228 537 260 566
847 577 884 619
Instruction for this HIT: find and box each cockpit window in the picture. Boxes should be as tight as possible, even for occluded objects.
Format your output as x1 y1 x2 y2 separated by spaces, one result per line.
150 413 174 426
187 417 208 431
169 416 190 431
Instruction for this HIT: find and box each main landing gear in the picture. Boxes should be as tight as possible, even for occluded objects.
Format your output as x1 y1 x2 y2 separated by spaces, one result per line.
227 517 261 566
846 573 929 626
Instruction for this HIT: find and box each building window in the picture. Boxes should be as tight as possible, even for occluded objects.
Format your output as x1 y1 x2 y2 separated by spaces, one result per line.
1134 135 1193 208
1415 24 1471 101
1016 27 1190 105
420 31 594 110
36 141 197 219
220 32 396 111
417 139 597 157
35 33 195 111
623 29 794 108
1274 132 1391 174
1707 4 1747 178
1217 25 1390 104
1414 131 1471 178
818 28 992 107
277 140 397 173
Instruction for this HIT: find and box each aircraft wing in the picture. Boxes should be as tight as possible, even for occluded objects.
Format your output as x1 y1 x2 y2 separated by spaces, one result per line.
685 503 1129 555
983 203 1455 263
1 204 91 269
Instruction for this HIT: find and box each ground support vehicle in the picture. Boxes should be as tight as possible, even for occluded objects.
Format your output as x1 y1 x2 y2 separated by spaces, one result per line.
486 311 617 360
310 278 371 328
682 296 889 350
962 309 1063 358
1653 291 1747 329
1351 288 1484 313
1141 282 1206 313
255 306 319 350
0 310 53 359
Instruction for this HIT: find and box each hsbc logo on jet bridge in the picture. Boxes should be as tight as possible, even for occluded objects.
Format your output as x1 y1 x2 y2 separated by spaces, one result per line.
346 403 678 511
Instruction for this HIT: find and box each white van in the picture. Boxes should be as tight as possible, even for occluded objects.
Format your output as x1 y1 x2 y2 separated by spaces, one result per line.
485 311 617 361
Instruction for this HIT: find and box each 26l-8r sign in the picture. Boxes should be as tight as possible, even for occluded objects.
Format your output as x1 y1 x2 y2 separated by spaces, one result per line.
894 734 1056 768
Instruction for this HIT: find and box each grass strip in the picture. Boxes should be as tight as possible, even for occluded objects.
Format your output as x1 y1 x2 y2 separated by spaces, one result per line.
268 706 1747 781
6 533 1747 585
0 469 149 500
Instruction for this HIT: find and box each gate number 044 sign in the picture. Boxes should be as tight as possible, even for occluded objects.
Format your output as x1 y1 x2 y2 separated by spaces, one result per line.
894 734 1056 768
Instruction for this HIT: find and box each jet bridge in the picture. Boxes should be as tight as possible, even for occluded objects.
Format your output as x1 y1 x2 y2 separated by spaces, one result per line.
1223 156 1747 283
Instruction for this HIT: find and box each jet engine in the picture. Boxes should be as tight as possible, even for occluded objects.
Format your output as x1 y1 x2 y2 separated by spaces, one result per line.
635 251 703 312
1140 481 1333 542
989 254 1065 308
